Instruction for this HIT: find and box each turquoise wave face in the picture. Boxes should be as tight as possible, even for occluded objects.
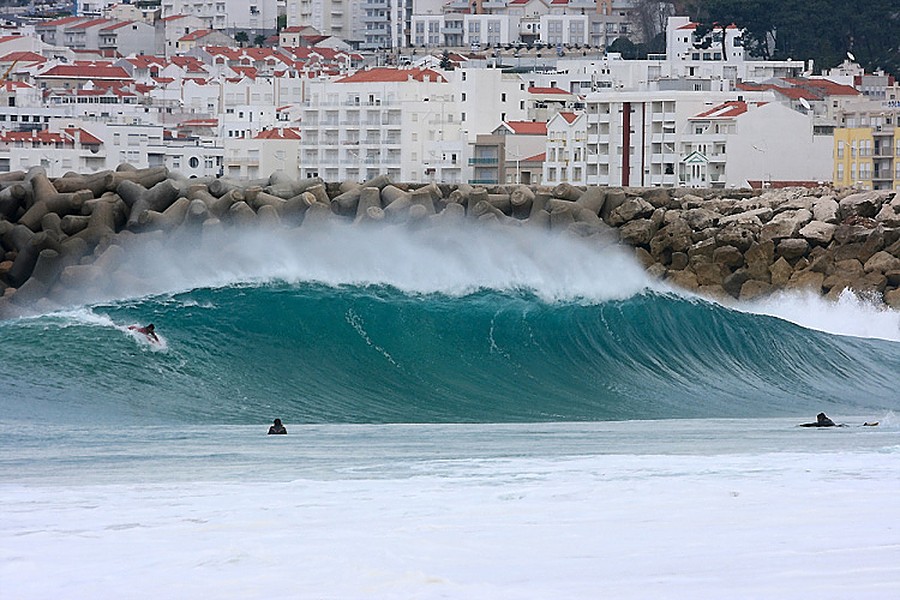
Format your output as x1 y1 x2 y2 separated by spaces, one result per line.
3 281 899 425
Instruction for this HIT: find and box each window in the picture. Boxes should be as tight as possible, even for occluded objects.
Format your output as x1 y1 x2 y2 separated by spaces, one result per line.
189 157 200 169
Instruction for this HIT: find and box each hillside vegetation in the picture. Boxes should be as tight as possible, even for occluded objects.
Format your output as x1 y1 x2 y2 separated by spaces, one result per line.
678 0 899 77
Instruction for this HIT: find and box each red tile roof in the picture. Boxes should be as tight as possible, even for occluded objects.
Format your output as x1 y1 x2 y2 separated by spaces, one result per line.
559 112 579 123
36 16 86 27
0 128 101 145
180 29 214 42
505 121 548 135
101 21 135 32
694 100 767 118
0 51 47 64
255 128 301 140
68 18 111 30
2 80 33 91
523 152 546 162
64 128 103 145
783 77 860 96
528 86 572 95
40 63 131 80
677 22 738 30
336 67 447 83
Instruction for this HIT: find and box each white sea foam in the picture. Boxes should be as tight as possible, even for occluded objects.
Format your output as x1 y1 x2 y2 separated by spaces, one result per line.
741 288 900 343
64 224 657 305
2 419 899 599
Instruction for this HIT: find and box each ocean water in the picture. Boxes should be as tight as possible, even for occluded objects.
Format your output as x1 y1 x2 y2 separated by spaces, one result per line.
2 224 900 598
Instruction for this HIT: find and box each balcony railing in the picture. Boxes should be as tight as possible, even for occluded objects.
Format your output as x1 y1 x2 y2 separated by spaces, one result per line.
469 157 499 165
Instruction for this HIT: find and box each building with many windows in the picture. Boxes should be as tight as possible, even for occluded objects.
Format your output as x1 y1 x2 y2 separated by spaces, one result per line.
833 93 900 190
161 0 277 35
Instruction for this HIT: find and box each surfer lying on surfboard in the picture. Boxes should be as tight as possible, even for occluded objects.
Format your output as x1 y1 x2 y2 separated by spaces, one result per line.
128 323 159 343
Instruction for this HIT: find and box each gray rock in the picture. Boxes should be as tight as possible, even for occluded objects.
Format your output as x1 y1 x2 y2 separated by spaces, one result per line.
799 221 835 245
776 238 810 261
864 251 900 274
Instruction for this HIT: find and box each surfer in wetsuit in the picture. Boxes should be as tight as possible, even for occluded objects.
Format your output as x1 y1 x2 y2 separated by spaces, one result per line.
800 412 838 427
129 323 159 343
268 418 287 435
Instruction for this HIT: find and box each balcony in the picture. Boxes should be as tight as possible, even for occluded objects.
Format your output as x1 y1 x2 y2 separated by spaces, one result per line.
469 157 499 165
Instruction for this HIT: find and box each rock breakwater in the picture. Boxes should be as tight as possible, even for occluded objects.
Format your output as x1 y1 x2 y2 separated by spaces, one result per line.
1 164 899 318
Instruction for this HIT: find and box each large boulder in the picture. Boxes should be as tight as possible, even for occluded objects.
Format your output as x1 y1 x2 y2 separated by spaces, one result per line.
713 245 743 268
863 251 900 274
786 270 825 293
607 196 655 226
649 219 693 260
799 221 835 245
715 222 758 252
618 218 657 246
769 257 794 287
760 209 812 242
682 207 720 230
839 190 892 219
875 197 900 227
744 240 774 281
776 238 810 261
812 196 840 223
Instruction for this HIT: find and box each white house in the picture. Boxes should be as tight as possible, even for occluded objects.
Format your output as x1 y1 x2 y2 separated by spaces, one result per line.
679 100 833 188
543 111 587 185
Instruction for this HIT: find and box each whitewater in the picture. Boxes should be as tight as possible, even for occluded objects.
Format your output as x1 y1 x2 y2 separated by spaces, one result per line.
2 223 900 598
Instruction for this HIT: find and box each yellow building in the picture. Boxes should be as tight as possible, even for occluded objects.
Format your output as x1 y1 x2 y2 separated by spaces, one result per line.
833 127 874 189
833 107 899 191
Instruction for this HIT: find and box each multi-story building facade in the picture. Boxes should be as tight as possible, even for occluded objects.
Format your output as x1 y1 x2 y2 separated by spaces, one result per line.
543 90 833 188
411 0 637 49
833 91 900 190
161 0 278 35
223 127 302 179
299 67 463 182
286 0 361 47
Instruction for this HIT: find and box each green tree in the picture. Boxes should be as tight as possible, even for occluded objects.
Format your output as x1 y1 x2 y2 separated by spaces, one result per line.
607 37 639 59
690 0 899 76
439 49 454 70
234 31 249 47
254 34 267 47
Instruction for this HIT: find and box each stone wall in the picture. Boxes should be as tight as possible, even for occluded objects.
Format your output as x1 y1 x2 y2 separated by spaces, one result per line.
1 164 899 319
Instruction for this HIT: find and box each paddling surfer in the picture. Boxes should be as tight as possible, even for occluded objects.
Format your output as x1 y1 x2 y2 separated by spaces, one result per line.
268 418 287 435
799 412 839 427
129 323 159 343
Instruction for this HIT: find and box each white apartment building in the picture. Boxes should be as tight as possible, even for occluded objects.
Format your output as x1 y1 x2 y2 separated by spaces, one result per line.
157 14 208 58
410 0 637 49
544 111 587 184
286 0 361 46
161 0 278 34
543 89 832 188
223 128 302 179
299 67 465 182
98 20 159 57
544 90 748 187
78 0 124 17
664 16 805 82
